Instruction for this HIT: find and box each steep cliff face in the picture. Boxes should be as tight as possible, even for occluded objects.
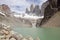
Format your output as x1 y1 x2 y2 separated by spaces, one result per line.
39 0 58 27
48 0 57 8
38 1 50 26
26 4 41 16
40 5 54 25
41 11 60 27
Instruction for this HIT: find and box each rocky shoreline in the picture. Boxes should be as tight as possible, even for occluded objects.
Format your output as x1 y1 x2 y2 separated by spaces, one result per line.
0 23 40 40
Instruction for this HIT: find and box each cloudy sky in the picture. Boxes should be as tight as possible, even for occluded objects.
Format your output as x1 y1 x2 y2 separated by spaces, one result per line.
0 0 47 13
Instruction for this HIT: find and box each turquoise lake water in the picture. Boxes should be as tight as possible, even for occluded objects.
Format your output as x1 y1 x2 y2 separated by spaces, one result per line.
12 27 60 40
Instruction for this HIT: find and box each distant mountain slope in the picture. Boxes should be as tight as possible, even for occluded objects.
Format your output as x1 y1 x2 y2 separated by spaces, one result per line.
0 13 32 28
0 4 32 28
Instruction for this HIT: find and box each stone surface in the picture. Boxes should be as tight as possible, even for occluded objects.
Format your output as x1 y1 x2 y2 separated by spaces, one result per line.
0 23 40 40
0 4 11 17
